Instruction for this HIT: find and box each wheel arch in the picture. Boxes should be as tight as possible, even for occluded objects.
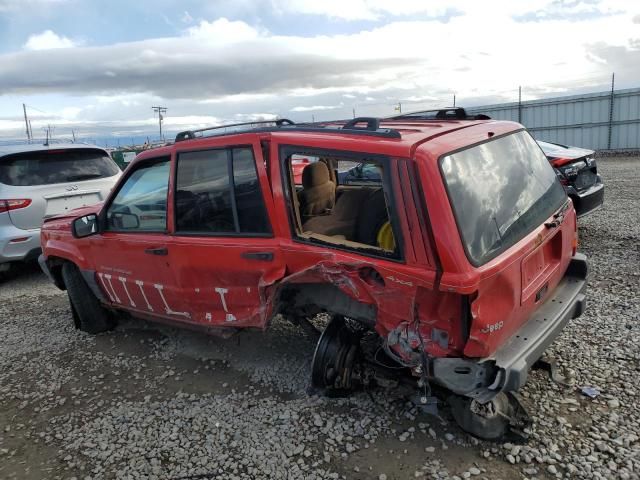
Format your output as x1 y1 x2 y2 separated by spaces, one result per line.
274 282 377 328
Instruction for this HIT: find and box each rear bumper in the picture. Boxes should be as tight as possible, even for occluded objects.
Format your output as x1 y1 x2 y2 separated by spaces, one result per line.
490 253 587 393
0 221 41 265
568 178 604 218
431 253 587 402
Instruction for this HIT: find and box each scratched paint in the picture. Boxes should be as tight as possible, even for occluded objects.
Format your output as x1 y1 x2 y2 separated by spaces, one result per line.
98 272 240 323
135 280 154 311
153 284 191 318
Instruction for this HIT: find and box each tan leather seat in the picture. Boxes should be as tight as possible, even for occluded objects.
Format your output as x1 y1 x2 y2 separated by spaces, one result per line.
302 188 371 239
298 162 336 216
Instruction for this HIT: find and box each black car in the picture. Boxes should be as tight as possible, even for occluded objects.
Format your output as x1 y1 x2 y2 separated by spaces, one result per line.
338 140 604 218
537 140 604 217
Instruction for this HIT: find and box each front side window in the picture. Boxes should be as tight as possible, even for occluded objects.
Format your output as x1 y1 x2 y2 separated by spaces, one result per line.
441 130 566 266
106 158 170 232
176 147 270 235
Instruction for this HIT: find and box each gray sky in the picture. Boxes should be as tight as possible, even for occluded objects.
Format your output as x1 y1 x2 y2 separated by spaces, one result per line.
0 0 638 142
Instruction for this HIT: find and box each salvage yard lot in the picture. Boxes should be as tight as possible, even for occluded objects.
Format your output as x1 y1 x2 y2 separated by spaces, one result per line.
1 156 638 480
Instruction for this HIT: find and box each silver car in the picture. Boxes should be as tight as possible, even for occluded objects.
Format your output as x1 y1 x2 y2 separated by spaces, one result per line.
0 143 121 273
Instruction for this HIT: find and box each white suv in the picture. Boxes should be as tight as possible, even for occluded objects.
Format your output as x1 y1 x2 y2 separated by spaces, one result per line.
0 143 121 273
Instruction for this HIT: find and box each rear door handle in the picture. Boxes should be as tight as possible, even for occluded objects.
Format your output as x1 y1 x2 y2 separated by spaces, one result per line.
241 251 274 261
144 247 168 256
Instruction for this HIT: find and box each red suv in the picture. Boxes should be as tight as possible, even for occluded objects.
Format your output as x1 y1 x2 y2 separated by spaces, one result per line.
39 111 587 439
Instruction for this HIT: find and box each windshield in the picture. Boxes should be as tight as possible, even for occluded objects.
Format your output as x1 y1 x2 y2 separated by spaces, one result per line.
0 148 120 186
440 130 567 266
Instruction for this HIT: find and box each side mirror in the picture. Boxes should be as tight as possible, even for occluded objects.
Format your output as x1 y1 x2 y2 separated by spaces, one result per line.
110 212 140 230
72 213 99 238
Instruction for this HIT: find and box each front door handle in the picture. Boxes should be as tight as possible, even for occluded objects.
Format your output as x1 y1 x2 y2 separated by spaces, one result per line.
145 247 168 256
241 251 274 261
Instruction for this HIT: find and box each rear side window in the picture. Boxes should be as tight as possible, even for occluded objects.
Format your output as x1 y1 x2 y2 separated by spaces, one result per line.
0 149 120 186
441 130 566 266
176 147 270 235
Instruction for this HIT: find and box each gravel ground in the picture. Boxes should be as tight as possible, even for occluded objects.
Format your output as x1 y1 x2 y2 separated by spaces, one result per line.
0 156 638 480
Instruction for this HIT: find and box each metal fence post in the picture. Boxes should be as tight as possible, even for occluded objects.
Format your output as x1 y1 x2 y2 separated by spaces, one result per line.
607 73 615 150
518 86 522 124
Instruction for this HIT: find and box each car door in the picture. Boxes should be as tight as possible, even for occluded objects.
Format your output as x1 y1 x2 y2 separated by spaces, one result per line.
168 141 286 328
91 156 189 321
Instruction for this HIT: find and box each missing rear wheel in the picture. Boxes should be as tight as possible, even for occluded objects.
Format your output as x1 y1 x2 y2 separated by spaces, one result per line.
311 315 363 395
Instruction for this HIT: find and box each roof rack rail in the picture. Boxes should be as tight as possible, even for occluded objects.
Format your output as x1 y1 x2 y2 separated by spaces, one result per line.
175 117 402 142
388 107 491 121
175 118 295 142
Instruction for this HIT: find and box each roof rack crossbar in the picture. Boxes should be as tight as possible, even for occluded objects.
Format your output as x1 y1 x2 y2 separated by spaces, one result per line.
176 118 294 142
388 107 491 121
283 125 401 139
343 117 381 131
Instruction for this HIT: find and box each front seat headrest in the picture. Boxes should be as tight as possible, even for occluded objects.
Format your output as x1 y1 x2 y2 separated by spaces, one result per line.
302 162 330 188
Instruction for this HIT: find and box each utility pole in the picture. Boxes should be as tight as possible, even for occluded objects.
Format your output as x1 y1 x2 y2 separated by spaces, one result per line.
152 106 167 141
453 94 456 107
311 114 315 123
395 102 402 114
352 107 356 118
71 129 76 143
23 104 31 142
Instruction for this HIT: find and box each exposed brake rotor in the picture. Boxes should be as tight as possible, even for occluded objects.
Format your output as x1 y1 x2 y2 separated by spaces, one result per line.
311 315 363 394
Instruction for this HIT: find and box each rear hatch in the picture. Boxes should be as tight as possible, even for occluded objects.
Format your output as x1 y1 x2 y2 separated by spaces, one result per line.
0 148 121 230
440 130 575 358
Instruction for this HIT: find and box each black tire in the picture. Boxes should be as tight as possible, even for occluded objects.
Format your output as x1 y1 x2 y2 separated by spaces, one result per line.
61 262 115 334
0 263 15 283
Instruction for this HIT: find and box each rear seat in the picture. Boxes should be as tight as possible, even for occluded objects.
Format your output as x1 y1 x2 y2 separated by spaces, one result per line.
302 187 389 246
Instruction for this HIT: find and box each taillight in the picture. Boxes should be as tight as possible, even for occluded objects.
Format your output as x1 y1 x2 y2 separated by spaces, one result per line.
552 157 574 167
0 199 32 213
553 168 569 186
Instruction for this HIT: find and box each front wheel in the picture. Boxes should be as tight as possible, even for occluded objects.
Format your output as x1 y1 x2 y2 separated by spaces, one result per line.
61 262 115 334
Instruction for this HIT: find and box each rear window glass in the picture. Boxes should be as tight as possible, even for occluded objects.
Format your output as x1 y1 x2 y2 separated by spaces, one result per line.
0 149 120 186
441 130 566 266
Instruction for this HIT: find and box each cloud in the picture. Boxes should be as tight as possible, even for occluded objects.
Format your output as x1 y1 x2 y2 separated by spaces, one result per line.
1 1 639 141
290 104 343 112
0 19 418 99
23 30 77 50
185 18 262 43
513 0 623 22
270 0 546 21
0 0 67 12
181 10 194 23
586 41 640 76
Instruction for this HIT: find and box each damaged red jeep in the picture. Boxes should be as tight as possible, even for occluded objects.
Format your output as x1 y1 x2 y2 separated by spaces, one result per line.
39 110 587 439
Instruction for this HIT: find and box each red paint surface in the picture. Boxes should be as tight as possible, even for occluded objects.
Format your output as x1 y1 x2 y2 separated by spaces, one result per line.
41 121 578 361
